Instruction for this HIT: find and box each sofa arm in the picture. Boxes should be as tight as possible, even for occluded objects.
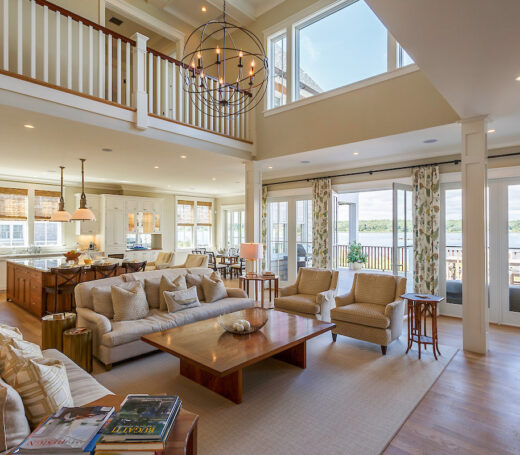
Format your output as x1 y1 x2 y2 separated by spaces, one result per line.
169 264 185 269
226 287 248 299
316 290 336 322
156 263 171 270
385 299 406 341
76 308 111 335
279 283 298 297
335 291 354 307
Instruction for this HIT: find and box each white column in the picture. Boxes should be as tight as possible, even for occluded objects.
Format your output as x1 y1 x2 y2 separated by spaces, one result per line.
131 32 149 130
245 161 262 243
461 116 489 354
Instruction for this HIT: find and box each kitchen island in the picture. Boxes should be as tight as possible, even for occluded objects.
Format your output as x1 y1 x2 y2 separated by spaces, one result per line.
6 257 125 317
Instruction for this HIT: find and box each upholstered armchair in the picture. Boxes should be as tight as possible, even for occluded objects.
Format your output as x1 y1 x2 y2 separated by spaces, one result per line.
274 268 339 322
171 253 209 269
331 273 406 355
145 251 174 271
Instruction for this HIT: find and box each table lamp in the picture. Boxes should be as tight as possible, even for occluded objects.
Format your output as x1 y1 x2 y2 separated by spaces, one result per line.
240 243 263 277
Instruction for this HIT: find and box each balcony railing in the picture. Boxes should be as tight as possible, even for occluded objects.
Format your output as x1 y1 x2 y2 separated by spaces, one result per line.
0 0 251 142
335 244 411 271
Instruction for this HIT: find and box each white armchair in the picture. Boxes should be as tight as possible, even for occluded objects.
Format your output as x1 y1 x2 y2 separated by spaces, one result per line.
274 268 339 322
145 251 174 271
171 253 209 269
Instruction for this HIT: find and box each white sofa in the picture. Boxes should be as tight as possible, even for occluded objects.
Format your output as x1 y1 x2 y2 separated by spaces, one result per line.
75 267 255 368
1 349 111 455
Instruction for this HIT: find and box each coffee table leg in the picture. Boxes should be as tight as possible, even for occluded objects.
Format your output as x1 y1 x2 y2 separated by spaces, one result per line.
180 360 243 404
273 341 306 369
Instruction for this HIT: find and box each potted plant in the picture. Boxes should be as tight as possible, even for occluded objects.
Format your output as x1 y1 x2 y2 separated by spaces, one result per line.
347 241 367 271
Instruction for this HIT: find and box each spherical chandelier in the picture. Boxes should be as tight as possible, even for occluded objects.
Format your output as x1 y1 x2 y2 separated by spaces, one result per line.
181 0 268 118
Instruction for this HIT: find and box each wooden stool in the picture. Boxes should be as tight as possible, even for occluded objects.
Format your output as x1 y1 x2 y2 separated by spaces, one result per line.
122 260 147 273
41 312 77 351
92 263 119 279
63 327 93 373
44 266 84 313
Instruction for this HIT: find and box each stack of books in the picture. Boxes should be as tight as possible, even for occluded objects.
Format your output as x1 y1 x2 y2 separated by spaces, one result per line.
94 395 182 455
14 406 115 455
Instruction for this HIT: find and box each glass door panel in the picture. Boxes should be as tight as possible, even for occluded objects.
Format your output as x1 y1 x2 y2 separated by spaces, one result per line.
445 189 463 305
507 185 520 325
267 201 289 282
392 184 413 292
296 200 312 272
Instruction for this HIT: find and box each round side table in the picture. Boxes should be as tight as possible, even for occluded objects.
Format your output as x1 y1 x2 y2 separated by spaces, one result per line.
63 327 93 373
41 312 77 351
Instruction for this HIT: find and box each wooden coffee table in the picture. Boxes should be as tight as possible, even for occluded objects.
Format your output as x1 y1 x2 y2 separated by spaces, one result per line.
141 309 335 404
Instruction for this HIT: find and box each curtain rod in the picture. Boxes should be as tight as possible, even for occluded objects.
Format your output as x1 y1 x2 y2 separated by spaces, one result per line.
262 151 520 187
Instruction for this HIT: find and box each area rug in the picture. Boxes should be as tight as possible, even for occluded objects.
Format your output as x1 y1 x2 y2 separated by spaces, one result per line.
93 335 456 455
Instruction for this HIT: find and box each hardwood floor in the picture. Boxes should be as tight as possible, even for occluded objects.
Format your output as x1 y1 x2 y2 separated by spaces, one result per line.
2 290 520 454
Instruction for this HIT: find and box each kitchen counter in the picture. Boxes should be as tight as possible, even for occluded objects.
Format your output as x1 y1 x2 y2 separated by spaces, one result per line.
0 251 68 260
7 256 67 272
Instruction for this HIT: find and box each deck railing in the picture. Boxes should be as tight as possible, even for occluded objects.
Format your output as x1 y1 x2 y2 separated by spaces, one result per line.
335 244 411 271
0 0 250 141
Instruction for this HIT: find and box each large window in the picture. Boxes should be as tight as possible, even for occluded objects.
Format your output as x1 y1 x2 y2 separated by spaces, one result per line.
0 188 28 248
176 199 213 250
397 43 414 68
296 0 388 100
268 33 287 108
0 221 26 247
225 209 245 249
267 201 288 281
296 200 312 271
33 190 62 246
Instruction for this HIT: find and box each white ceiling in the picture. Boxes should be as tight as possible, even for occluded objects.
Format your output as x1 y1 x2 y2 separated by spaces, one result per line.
0 105 246 196
147 0 286 27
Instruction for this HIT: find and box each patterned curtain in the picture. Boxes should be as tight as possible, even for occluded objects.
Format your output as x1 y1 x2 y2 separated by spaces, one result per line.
312 178 332 269
261 186 268 270
413 165 440 295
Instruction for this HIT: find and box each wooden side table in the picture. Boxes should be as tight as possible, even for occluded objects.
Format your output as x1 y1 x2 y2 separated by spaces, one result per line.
401 293 444 360
239 275 279 308
41 312 77 351
63 327 93 373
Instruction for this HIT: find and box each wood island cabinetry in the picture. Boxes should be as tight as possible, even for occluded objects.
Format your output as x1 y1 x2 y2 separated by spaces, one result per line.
6 261 44 317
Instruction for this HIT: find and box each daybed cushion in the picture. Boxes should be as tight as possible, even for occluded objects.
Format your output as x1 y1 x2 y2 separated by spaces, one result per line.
0 378 30 453
331 303 391 329
1 340 43 384
275 294 320 315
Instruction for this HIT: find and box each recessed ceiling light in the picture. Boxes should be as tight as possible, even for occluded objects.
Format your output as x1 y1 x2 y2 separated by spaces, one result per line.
201 6 207 12
487 129 496 133
102 148 112 152
180 155 187 159
24 124 34 129
301 160 310 164
353 152 359 155
516 76 520 81
423 139 438 144
268 166 273 169
154 166 159 169
212 177 216 181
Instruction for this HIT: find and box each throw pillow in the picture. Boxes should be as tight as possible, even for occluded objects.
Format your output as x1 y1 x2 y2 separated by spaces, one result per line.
1 339 43 383
111 282 149 322
144 277 161 309
10 358 73 428
186 273 206 302
159 275 187 311
0 324 23 343
92 282 138 319
201 272 227 303
0 378 31 453
163 287 201 313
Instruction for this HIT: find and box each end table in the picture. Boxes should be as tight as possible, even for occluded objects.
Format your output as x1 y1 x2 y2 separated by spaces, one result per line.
239 275 279 308
41 312 77 351
401 293 444 360
63 327 93 373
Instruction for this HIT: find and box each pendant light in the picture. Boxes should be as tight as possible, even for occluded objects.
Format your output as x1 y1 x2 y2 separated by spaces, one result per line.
50 166 72 222
71 158 96 221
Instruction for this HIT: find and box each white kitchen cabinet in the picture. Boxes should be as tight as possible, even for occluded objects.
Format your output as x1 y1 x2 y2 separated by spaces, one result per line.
75 194 100 236
125 198 140 215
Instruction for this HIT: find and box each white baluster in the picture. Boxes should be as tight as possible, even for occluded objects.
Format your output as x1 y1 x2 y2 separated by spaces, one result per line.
148 52 153 113
240 97 245 139
107 35 112 101
30 0 35 78
185 74 190 124
17 0 22 74
116 38 121 104
170 61 176 120
2 0 8 71
55 11 60 85
197 75 202 127
78 21 83 92
125 41 130 106
67 16 72 89
98 30 104 98
163 57 168 118
43 5 49 81
208 79 213 131
88 25 93 95
177 64 183 122
156 55 160 115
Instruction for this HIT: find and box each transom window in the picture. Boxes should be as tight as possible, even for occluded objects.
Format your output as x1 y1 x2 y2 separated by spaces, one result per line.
269 33 288 108
176 199 213 250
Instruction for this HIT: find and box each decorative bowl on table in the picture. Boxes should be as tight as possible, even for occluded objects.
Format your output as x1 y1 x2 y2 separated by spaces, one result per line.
63 250 81 263
218 308 268 335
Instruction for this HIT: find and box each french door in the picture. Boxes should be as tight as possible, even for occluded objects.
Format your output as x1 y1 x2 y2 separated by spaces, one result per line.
392 183 413 292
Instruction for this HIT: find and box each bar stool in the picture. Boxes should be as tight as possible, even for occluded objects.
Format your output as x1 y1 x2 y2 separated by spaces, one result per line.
44 266 84 314
122 261 147 273
91 263 119 279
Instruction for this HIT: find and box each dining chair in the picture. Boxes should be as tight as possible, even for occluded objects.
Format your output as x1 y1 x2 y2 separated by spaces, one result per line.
91 263 119 279
122 261 147 273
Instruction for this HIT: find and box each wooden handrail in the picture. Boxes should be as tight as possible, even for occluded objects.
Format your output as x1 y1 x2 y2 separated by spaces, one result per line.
33 0 136 46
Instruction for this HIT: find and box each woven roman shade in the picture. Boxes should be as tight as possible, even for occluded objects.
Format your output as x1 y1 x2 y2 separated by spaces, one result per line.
196 201 212 226
34 190 61 220
0 188 28 220
177 200 194 226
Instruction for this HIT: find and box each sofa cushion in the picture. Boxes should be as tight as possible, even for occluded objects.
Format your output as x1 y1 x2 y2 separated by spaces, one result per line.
0 378 30 453
159 275 187 310
275 294 320 315
9 358 73 428
164 287 200 313
201 272 227 303
1 339 42 383
331 303 390 329
354 273 397 305
92 282 137 319
186 273 206 302
111 282 149 322
42 350 111 406
297 269 332 295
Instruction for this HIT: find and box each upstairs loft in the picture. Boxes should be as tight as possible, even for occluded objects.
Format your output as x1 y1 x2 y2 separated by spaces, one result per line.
0 0 253 159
